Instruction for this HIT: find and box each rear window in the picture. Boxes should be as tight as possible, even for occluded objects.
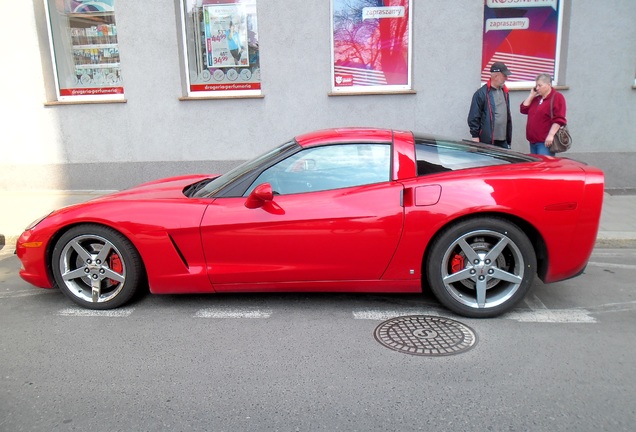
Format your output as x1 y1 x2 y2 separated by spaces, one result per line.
415 138 537 176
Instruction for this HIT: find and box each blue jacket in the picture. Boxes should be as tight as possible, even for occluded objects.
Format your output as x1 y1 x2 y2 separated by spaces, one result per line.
467 80 512 145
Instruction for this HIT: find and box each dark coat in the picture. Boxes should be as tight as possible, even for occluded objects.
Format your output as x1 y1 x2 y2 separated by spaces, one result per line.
467 80 512 145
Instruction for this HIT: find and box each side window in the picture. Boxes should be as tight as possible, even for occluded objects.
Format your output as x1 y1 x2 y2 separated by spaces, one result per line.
415 143 453 176
415 139 530 176
247 144 391 195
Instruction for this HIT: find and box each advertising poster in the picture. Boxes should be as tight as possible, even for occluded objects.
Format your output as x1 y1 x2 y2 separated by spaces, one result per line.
183 0 260 95
482 0 562 84
63 0 115 13
46 0 123 100
204 4 249 68
332 0 411 93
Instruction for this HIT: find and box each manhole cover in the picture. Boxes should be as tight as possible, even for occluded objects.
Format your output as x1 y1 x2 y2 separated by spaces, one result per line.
374 315 477 356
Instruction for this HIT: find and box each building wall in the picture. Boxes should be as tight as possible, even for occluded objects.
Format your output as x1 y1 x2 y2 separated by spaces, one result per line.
1 0 634 191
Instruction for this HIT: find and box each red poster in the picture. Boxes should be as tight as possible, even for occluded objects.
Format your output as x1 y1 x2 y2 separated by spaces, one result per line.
482 0 562 83
332 0 411 92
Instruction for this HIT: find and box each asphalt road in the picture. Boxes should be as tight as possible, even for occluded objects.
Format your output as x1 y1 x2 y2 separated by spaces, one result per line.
1 248 635 432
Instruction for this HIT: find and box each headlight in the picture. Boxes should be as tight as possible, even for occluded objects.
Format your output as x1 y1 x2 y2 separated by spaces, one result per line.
24 212 52 231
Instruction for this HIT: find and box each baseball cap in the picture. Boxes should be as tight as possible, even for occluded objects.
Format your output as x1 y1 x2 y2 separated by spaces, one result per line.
490 62 512 76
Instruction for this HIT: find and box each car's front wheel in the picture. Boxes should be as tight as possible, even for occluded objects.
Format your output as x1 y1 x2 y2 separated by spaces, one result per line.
426 217 536 318
51 224 143 309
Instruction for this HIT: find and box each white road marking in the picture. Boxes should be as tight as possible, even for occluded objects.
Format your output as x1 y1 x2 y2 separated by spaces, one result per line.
524 294 548 310
195 308 272 319
353 309 441 320
514 294 596 323
0 291 610 323
57 307 135 317
503 309 596 323
353 301 597 323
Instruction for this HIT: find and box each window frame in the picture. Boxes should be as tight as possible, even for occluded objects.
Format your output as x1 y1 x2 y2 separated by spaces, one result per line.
481 0 566 88
330 0 413 95
179 0 262 99
43 0 125 103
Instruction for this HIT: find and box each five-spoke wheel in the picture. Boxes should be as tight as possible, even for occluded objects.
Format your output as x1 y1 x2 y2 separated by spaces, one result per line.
427 217 536 318
51 225 143 309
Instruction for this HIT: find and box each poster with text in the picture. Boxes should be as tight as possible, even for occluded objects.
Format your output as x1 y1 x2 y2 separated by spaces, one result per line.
63 0 115 13
182 0 260 96
332 0 411 92
204 4 249 68
47 0 123 101
482 0 562 84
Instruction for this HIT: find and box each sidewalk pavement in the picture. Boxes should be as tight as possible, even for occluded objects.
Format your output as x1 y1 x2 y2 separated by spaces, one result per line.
2 190 636 252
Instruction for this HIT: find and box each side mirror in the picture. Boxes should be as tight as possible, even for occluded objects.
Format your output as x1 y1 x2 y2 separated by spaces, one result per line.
245 183 274 209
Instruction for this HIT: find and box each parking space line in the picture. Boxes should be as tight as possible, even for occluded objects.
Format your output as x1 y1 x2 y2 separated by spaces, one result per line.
353 309 442 320
195 308 272 318
353 304 597 324
40 304 600 323
57 307 135 317
503 309 597 323
524 294 548 310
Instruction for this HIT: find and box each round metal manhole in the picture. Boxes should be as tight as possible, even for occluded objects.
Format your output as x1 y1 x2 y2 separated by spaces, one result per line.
374 315 477 356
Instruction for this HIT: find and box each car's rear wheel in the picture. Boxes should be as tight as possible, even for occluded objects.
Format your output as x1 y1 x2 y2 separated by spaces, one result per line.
426 217 536 318
51 224 142 310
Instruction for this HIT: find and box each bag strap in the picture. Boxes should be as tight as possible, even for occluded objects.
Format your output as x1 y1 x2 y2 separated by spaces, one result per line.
550 92 567 127
549 92 554 121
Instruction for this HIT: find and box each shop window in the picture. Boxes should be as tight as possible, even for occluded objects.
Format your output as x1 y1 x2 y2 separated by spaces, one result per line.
481 0 565 88
330 0 413 95
44 0 124 102
180 0 261 98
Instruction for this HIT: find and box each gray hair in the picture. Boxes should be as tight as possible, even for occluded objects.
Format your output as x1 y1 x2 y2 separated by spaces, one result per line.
536 73 552 85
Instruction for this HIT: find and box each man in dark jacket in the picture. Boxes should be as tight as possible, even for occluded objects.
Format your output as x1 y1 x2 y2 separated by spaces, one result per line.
467 62 512 148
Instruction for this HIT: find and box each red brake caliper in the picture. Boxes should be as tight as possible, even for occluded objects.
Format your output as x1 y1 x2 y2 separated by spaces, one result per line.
107 254 123 286
451 253 465 274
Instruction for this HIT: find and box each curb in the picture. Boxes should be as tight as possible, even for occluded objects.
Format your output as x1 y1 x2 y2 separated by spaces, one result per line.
593 237 636 249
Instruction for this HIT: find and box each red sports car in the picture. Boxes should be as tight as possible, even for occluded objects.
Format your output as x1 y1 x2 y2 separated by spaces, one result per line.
16 128 604 317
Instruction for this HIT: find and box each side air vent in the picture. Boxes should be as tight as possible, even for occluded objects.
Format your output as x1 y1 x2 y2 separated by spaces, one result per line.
168 234 189 269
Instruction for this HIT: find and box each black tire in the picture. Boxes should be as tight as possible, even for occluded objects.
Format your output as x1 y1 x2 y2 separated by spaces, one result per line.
51 224 143 310
426 217 536 318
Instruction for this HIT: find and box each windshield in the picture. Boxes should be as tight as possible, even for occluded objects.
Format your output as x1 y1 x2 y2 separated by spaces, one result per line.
192 139 299 198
